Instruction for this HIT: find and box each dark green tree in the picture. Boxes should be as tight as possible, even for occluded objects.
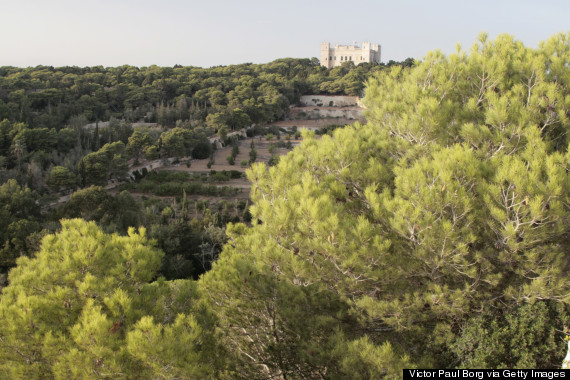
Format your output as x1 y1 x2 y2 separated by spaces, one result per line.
46 166 77 193
78 141 128 186
0 179 43 273
126 129 153 162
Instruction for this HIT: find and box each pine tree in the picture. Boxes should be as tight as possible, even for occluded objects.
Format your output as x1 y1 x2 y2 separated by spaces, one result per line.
200 32 570 374
0 219 224 379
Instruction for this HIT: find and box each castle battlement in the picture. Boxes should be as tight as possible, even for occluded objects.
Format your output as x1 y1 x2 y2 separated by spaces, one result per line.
320 41 381 68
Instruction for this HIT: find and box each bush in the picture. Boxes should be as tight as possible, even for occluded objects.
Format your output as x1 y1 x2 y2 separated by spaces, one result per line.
236 200 248 211
210 172 230 182
229 170 242 179
268 155 279 167
145 171 190 183
192 140 213 159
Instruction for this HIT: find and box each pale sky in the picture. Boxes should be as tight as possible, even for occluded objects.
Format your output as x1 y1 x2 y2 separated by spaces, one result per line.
1 0 568 68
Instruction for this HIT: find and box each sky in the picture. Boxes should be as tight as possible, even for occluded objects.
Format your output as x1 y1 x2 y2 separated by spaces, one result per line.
1 0 568 68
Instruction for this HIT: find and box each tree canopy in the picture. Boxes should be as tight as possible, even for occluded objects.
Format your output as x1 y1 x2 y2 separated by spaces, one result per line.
200 32 570 375
0 219 223 379
0 58 386 132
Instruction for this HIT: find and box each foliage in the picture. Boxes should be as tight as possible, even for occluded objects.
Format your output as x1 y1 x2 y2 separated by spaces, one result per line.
78 141 129 187
57 187 141 234
191 139 213 159
0 219 223 379
120 170 241 198
268 155 279 166
248 145 257 164
199 32 570 376
0 57 398 197
46 166 76 193
125 129 153 162
0 58 391 136
0 179 43 272
452 301 570 369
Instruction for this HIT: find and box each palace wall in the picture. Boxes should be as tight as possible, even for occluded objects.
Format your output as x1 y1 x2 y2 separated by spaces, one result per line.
320 42 381 68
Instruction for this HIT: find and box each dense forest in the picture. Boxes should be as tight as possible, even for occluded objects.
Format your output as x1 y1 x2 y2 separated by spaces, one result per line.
1 32 569 378
0 57 405 282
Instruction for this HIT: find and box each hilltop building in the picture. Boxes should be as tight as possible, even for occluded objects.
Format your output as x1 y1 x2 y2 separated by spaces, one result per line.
320 42 381 69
